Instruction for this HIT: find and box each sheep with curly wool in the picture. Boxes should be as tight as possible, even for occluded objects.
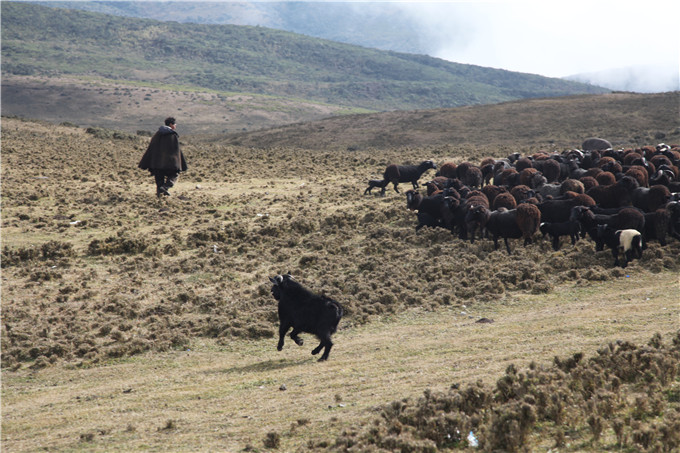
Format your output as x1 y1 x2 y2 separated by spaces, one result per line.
586 175 639 208
631 185 672 212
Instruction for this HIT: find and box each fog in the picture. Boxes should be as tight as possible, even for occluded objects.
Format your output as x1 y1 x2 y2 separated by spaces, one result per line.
392 1 679 92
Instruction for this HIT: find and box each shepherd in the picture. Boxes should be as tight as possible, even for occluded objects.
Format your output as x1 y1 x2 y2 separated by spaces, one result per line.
138 117 187 197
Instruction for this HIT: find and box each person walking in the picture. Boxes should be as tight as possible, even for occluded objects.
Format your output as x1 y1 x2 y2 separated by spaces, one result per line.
138 117 187 197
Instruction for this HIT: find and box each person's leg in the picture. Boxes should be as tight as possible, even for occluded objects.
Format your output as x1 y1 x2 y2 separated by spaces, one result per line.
161 170 180 193
153 170 169 197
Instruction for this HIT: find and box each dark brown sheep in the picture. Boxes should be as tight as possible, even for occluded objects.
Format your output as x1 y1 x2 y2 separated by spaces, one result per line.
586 175 639 208
595 171 617 186
510 185 535 204
579 176 599 192
625 166 650 188
492 192 517 210
437 162 458 178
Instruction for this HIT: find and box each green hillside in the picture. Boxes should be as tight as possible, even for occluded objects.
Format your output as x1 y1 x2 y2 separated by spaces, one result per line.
2 2 608 113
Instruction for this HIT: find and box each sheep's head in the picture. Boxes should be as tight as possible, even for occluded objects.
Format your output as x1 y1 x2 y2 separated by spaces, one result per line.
420 160 437 171
270 273 295 299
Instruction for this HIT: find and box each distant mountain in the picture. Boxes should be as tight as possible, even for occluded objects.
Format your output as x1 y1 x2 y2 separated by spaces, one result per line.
30 1 432 55
2 2 608 116
566 65 679 93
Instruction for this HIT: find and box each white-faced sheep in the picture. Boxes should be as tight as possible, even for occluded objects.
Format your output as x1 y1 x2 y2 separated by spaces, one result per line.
571 206 645 248
596 226 643 268
269 274 343 361
381 160 437 195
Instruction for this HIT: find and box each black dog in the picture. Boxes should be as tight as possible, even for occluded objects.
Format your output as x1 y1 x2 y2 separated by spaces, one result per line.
269 274 343 361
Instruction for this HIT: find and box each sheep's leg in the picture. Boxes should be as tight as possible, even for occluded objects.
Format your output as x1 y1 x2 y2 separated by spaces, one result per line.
552 236 560 251
312 335 333 361
504 237 512 255
290 328 304 346
393 182 400 193
277 323 291 351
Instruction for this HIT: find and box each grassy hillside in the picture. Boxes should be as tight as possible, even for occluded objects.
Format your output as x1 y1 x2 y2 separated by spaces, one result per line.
222 92 680 150
2 89 680 450
2 1 608 115
34 1 429 54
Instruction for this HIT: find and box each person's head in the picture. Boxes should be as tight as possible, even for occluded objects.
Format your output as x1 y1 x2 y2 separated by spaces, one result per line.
164 117 177 129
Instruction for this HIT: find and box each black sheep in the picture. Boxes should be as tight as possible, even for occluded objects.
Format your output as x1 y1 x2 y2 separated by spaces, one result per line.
642 208 671 246
485 203 541 254
406 190 456 232
269 274 343 361
382 160 437 195
539 219 581 251
631 185 672 212
364 179 387 195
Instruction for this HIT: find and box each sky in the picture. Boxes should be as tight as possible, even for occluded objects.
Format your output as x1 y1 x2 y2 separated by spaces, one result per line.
393 1 679 81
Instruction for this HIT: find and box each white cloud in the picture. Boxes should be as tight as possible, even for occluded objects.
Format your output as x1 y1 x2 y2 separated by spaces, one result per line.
395 1 680 84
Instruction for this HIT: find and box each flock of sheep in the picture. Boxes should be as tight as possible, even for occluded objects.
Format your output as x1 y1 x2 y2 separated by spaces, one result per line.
365 139 680 265
271 139 680 361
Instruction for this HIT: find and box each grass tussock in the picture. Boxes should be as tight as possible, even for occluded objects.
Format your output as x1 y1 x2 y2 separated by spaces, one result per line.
316 332 680 452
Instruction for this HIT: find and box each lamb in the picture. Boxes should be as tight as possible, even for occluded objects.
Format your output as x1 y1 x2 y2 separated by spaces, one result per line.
539 220 581 251
269 274 343 361
364 179 387 195
596 227 643 268
485 203 541 254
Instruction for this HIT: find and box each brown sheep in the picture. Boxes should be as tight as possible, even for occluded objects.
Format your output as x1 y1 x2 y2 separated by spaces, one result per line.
596 171 617 186
492 192 517 210
480 184 507 207
560 179 585 195
586 175 640 208
579 176 599 192
625 166 650 188
437 162 457 178
510 185 535 204
519 168 546 189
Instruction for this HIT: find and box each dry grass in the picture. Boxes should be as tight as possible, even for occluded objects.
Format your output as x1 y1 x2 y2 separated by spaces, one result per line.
2 100 680 452
3 272 678 452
